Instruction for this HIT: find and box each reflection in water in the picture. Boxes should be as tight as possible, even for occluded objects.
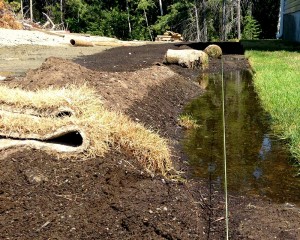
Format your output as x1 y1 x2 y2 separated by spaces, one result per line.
183 70 300 205
259 135 271 160
253 167 262 179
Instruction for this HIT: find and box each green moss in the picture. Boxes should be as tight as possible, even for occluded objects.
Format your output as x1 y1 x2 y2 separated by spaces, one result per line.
204 44 222 58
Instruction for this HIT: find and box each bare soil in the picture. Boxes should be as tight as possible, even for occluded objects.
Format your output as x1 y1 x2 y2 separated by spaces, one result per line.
1 43 299 239
0 45 111 77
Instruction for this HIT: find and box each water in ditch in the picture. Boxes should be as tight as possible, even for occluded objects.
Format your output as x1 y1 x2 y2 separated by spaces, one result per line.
183 70 300 205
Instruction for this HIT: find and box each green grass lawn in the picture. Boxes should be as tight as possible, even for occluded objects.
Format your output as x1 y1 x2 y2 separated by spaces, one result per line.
241 40 300 165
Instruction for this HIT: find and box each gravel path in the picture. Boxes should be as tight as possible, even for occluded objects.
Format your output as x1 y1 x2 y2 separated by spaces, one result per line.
0 28 156 80
0 28 119 46
0 28 120 79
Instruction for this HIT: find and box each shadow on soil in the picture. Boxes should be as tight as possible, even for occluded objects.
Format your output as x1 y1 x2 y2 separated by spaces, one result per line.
241 39 300 52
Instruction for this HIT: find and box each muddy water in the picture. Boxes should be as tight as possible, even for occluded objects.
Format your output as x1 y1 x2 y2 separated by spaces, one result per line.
183 70 300 205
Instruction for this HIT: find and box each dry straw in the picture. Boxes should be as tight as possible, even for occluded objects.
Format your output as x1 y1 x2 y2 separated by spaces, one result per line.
0 85 174 176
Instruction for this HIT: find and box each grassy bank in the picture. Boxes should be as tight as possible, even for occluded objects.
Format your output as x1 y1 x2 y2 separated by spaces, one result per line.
242 40 300 165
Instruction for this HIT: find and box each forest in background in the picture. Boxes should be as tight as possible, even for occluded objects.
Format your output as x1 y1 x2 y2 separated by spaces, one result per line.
5 0 280 41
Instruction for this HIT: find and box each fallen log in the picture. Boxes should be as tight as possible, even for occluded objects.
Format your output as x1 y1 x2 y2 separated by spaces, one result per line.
70 39 94 47
164 49 208 69
42 12 55 30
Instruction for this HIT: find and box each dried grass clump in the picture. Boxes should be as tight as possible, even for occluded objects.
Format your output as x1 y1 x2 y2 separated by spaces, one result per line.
178 115 200 129
0 85 173 176
204 44 222 58
0 0 22 29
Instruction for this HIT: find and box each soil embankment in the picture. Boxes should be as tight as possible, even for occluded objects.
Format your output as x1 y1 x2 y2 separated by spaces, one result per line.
1 42 299 239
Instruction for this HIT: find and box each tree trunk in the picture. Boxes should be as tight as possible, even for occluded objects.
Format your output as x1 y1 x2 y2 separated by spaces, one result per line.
30 0 33 22
203 0 207 41
222 0 227 41
159 0 163 16
60 0 64 25
126 0 132 37
194 3 200 41
231 0 234 25
20 0 24 19
143 9 153 41
237 0 241 39
228 0 234 38
42 12 56 29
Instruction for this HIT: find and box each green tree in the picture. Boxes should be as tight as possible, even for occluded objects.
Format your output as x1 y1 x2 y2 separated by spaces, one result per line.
242 14 261 39
100 7 130 39
152 1 193 37
64 0 88 32
8 0 279 41
137 0 155 40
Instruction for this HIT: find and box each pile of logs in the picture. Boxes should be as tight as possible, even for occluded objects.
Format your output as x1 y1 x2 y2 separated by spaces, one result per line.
155 31 183 42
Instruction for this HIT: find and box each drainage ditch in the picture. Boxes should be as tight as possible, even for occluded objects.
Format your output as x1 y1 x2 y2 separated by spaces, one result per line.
183 70 300 205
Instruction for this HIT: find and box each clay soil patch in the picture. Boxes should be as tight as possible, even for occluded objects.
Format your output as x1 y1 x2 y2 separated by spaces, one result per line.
1 43 299 239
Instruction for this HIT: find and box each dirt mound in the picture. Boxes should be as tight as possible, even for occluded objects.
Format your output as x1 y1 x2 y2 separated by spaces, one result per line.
2 57 209 239
0 84 174 176
0 148 206 239
0 0 22 29
1 43 299 239
7 57 202 141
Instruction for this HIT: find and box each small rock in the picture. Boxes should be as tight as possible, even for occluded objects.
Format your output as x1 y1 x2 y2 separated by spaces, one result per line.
24 169 48 184
284 202 295 209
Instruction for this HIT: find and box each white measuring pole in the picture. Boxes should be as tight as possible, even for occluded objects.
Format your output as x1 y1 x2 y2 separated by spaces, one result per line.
221 57 229 239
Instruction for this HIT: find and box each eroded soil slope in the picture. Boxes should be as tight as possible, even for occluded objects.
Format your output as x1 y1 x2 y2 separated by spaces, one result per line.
1 43 299 239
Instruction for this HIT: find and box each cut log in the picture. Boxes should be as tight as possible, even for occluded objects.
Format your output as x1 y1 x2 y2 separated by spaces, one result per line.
204 44 222 58
164 49 208 69
70 39 94 47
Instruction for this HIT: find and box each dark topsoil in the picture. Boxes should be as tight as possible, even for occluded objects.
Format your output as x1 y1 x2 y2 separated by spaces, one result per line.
1 43 299 240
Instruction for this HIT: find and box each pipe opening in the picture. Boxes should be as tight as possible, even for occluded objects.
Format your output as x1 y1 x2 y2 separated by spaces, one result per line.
0 131 83 147
47 131 83 147
70 39 76 45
